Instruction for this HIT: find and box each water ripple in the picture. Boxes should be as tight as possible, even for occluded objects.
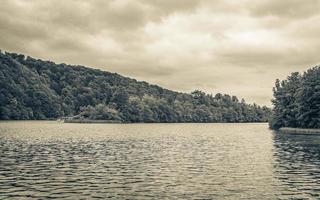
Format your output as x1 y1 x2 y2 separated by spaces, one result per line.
0 122 319 199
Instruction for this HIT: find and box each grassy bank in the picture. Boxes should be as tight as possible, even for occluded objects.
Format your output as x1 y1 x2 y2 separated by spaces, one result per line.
278 127 320 135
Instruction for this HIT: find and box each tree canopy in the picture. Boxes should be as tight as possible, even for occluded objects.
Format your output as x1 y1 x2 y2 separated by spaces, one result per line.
270 66 320 129
0 51 272 122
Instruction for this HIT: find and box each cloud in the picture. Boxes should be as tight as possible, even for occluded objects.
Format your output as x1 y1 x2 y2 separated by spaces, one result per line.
1 0 320 106
248 0 320 19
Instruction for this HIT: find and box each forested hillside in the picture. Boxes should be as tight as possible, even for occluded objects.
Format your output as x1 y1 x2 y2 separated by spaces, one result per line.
270 66 320 129
0 51 272 122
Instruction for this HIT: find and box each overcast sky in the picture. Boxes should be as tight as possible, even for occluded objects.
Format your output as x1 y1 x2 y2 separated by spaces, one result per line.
1 0 320 106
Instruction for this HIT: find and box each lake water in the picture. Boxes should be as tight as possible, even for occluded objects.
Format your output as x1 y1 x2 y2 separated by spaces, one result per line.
0 122 320 199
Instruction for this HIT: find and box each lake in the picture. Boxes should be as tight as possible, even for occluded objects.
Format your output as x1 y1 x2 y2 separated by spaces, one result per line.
0 122 320 199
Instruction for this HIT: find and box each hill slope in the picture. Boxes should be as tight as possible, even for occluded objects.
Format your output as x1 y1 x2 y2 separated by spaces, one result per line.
0 51 271 122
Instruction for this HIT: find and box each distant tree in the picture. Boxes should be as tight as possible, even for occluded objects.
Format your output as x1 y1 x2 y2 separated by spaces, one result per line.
0 51 272 122
77 104 121 121
112 88 129 108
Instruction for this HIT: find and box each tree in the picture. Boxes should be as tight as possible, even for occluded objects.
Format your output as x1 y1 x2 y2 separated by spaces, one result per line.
77 104 121 121
0 50 272 122
270 66 320 129
297 67 320 128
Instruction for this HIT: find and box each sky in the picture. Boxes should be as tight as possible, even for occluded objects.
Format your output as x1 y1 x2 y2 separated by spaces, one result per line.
1 0 320 106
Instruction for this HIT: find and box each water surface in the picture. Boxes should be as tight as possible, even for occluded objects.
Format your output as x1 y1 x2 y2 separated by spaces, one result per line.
0 121 319 199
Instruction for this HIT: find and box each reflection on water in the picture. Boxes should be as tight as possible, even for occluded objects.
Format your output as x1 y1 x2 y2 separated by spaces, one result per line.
273 132 320 199
0 121 319 199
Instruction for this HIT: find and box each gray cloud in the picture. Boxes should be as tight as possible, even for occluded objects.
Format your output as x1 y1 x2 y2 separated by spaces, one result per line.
1 0 320 106
248 0 320 19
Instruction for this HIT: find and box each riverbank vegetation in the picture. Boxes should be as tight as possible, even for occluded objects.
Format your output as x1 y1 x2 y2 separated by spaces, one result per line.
270 66 320 129
0 51 272 122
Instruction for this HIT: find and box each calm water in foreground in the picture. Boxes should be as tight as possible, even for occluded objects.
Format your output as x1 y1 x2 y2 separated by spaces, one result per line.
0 122 320 199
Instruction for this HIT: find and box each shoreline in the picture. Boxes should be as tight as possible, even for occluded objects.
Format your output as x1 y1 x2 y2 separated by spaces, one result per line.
62 119 268 124
0 120 269 124
63 119 122 124
278 127 320 135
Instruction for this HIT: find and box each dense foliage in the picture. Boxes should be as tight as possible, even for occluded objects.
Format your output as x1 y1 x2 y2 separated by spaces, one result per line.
270 67 320 129
0 51 272 122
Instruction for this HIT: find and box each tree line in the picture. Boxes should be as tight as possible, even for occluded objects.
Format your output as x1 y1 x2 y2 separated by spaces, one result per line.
270 66 320 129
0 51 272 122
